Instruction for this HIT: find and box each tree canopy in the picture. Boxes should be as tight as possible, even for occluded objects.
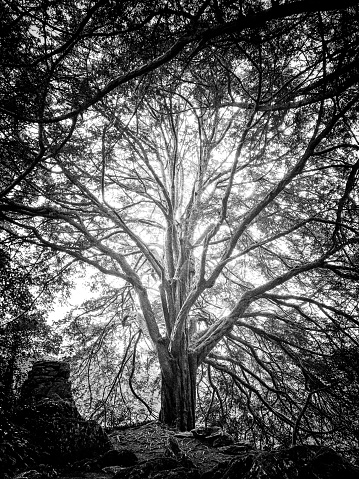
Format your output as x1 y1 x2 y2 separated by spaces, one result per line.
1 0 359 440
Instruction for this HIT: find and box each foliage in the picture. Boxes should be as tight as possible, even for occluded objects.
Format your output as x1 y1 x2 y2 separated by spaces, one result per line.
0 247 61 408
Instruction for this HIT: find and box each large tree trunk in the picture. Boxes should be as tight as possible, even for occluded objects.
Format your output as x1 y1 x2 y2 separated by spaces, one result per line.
159 349 198 431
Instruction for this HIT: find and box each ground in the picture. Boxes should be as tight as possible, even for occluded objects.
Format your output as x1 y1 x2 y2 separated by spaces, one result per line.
57 421 236 478
107 421 233 473
25 421 359 479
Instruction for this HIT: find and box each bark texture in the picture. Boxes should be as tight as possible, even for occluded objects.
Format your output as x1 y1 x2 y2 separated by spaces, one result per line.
159 349 197 431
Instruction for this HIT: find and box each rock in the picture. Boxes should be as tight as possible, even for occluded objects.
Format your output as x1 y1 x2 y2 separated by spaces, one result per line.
211 452 255 479
212 432 234 447
191 426 221 439
98 448 138 468
19 361 74 405
14 398 111 465
166 436 182 456
190 426 234 447
302 446 359 479
202 445 359 479
217 443 253 455
165 436 194 469
14 360 112 466
200 460 232 479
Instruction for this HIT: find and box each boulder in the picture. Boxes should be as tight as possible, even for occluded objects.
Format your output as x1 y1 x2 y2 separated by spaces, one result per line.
191 426 220 439
14 360 111 466
191 425 235 447
19 361 74 405
201 445 359 479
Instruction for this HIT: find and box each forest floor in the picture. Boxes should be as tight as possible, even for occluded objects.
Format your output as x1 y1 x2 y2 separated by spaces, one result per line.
51 421 359 479
59 421 235 478
107 421 231 473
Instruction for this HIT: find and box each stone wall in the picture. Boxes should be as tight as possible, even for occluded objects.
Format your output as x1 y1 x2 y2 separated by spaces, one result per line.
19 360 75 406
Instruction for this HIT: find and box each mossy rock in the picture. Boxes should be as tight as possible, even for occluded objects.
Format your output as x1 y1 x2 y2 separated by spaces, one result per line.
14 399 111 466
204 445 359 479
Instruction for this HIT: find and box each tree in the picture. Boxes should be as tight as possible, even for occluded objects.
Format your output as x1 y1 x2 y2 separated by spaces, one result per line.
0 246 61 409
1 1 359 433
57 280 160 425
